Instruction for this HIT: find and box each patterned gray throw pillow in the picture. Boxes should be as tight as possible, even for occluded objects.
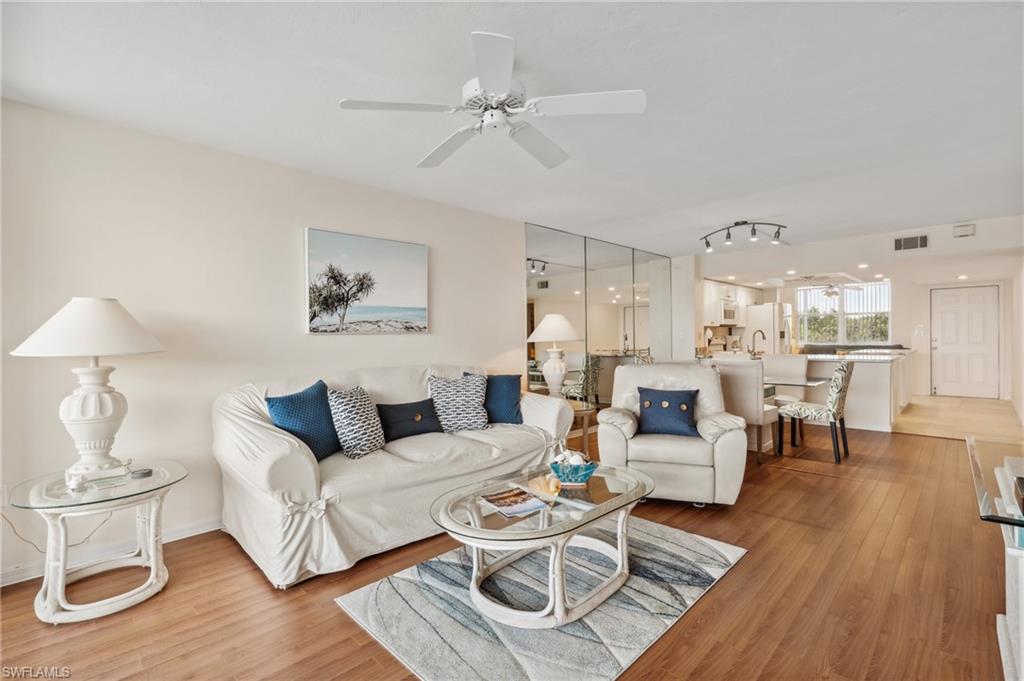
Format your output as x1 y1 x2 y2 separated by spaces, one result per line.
427 374 488 433
327 386 386 458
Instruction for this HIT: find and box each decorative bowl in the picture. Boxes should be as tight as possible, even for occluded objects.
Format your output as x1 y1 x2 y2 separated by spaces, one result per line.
549 461 598 486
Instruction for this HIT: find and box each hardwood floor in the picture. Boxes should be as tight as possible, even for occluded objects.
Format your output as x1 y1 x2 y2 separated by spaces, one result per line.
893 394 1024 442
1 425 1006 680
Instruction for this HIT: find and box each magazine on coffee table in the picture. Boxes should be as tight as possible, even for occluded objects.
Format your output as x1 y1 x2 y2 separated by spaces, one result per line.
479 487 549 519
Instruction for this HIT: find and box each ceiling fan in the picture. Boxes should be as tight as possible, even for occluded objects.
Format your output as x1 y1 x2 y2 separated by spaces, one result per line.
338 31 647 169
788 273 864 297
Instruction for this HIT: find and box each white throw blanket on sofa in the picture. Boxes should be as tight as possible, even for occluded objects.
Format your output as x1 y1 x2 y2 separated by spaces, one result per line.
212 364 573 588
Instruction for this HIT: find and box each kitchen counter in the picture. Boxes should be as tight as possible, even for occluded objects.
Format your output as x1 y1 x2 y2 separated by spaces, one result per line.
803 353 908 363
803 352 913 432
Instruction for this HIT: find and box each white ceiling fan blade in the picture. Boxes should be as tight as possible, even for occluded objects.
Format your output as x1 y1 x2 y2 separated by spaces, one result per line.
416 125 479 168
526 90 646 116
508 122 569 169
470 31 515 94
339 99 460 113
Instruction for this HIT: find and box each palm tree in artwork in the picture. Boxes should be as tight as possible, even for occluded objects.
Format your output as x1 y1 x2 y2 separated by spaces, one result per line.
309 264 376 329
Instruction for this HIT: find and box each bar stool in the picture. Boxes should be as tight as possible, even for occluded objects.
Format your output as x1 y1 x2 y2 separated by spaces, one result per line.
776 361 854 464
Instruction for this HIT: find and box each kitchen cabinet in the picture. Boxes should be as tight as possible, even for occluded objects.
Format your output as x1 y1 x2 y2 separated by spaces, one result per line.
703 279 762 327
735 286 759 327
702 280 739 326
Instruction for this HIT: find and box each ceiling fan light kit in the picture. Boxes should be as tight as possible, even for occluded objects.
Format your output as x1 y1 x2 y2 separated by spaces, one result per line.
699 220 789 252
338 31 647 169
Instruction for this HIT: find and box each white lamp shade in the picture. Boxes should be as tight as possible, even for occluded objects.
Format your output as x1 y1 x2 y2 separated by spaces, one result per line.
11 297 165 358
527 313 581 344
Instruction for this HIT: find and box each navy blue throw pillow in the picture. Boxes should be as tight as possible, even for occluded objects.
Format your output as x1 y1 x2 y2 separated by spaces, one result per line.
377 399 444 442
265 380 341 461
637 387 700 437
464 372 523 424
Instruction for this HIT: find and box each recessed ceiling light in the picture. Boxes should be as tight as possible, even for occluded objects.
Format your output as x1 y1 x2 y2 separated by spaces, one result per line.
755 282 764 287
727 275 736 280
608 286 615 291
786 270 796 275
573 290 581 295
857 263 869 269
957 274 969 280
874 273 884 279
615 294 622 299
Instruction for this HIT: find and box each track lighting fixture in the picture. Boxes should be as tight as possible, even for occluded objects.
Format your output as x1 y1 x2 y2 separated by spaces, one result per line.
526 258 551 275
698 221 788 253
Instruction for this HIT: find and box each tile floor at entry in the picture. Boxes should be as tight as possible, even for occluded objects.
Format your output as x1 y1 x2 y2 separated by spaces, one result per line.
893 394 1023 442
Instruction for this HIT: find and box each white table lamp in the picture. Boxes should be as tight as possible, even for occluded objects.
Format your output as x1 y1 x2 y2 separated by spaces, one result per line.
527 313 581 396
11 297 164 487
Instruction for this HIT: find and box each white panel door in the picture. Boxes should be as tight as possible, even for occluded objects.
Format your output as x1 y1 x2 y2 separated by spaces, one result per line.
930 286 999 398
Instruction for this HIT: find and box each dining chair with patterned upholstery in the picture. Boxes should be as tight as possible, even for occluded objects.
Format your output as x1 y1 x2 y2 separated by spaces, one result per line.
776 361 854 464
632 349 653 365
561 353 602 403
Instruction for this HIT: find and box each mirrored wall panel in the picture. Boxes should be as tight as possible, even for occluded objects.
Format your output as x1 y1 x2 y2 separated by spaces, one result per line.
526 224 672 404
525 224 586 394
634 249 672 362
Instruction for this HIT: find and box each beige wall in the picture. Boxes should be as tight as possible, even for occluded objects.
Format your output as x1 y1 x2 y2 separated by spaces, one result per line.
1 101 527 581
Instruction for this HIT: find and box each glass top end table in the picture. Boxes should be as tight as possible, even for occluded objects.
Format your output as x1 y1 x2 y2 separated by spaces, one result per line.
6 459 188 624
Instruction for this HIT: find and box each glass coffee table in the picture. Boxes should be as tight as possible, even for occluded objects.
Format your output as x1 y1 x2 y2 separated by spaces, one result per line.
430 463 654 629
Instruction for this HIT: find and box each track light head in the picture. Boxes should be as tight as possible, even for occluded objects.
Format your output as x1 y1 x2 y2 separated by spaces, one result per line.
529 260 536 273
724 229 733 245
704 238 713 253
749 226 759 242
540 262 546 274
771 228 781 245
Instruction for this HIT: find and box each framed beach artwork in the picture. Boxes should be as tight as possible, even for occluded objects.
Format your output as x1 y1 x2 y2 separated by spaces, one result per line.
305 228 428 334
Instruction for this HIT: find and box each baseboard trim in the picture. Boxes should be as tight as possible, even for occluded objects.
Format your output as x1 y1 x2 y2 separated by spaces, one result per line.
1 516 223 587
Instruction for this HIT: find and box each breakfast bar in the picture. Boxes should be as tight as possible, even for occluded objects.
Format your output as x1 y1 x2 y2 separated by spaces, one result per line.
800 353 912 432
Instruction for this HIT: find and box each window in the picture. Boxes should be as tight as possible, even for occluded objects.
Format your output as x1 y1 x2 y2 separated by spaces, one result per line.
796 281 890 345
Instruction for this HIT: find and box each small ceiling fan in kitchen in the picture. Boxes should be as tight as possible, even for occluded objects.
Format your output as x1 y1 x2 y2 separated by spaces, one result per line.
787 273 864 298
338 31 647 169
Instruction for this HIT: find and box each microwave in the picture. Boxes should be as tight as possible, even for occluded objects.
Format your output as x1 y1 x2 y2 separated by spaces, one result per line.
718 299 738 325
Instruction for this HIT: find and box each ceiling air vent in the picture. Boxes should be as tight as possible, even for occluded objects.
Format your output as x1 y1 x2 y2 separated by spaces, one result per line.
894 235 929 251
952 223 976 238
536 280 549 289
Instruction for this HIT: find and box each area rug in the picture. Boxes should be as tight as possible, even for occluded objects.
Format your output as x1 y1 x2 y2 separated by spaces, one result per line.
335 517 745 681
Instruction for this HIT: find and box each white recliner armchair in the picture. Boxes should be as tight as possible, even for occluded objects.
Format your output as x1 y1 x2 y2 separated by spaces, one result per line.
597 363 748 505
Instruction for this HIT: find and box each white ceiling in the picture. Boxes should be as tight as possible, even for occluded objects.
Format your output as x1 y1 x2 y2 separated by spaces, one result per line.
4 3 1021 255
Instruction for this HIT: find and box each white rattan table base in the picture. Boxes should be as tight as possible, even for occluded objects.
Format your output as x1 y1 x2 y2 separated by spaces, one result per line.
458 502 638 629
33 489 170 624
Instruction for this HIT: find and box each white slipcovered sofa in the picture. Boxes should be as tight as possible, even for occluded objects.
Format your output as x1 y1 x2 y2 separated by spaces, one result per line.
596 363 748 505
212 364 573 588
